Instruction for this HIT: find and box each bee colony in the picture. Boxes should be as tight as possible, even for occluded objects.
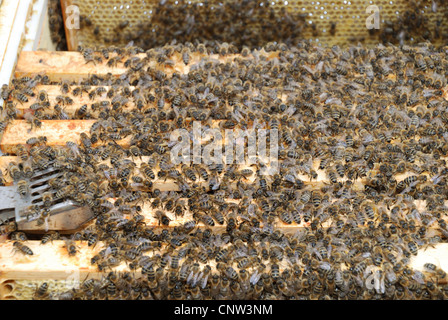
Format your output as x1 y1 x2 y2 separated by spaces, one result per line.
0 0 448 300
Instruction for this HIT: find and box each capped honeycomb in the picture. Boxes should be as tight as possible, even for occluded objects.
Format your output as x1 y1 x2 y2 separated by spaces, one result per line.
61 0 448 50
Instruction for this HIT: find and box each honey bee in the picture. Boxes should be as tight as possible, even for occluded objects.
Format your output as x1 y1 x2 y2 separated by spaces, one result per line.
41 231 60 245
26 136 47 146
329 22 337 36
24 113 42 131
1 84 11 100
10 231 27 242
59 81 70 94
33 282 50 300
154 210 171 226
35 90 48 103
64 238 78 257
181 164 197 182
17 180 30 198
14 145 29 161
85 231 99 247
41 192 53 208
12 241 33 255
310 190 323 208
13 92 29 104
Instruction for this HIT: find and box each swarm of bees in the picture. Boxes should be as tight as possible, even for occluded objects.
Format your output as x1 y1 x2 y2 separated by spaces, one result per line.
48 0 67 51
372 0 448 47
77 0 310 50
3 39 448 300
52 0 448 52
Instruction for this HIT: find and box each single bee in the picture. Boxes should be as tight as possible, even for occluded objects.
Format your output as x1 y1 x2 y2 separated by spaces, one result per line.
154 210 171 226
13 92 29 104
60 81 70 94
181 164 197 182
1 84 11 100
37 90 48 102
140 163 155 180
41 192 53 208
407 240 419 256
107 56 122 68
17 180 30 198
41 231 60 245
327 170 338 184
80 132 92 148
54 104 69 119
195 165 209 181
86 232 99 247
13 241 33 255
118 20 129 29
415 54 427 71
329 22 337 35
33 282 49 300
10 231 27 241
24 113 42 130
15 145 29 161
64 239 78 256
311 190 322 207
75 104 88 118
182 50 191 65
423 263 438 273
26 136 47 146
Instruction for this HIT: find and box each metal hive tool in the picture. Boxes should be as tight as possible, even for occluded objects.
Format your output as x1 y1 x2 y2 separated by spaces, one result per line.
0 164 94 233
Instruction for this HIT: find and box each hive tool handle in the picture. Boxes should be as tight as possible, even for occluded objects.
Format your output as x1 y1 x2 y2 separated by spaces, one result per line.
0 186 18 223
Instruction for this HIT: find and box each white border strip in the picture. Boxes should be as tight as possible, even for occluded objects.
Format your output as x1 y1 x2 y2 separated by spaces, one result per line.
0 0 36 87
0 0 20 78
22 0 48 51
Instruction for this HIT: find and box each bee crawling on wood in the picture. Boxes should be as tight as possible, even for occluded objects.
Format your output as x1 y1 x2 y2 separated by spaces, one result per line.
59 80 71 94
0 221 17 236
12 241 33 255
24 113 42 131
10 231 27 241
41 231 60 245
63 238 78 257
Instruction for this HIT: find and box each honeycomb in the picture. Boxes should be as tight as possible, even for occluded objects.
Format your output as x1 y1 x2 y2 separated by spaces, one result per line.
0 279 80 300
61 0 448 50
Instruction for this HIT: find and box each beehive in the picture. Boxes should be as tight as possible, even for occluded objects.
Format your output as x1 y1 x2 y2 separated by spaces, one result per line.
1 43 448 299
1 0 448 301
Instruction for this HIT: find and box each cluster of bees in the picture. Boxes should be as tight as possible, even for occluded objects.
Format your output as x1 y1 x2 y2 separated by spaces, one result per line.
78 0 309 50
48 0 67 51
375 0 448 46
70 0 448 53
2 39 448 300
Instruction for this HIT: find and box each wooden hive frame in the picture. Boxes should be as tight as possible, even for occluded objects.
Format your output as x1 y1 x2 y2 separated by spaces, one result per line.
59 0 448 50
1 48 448 299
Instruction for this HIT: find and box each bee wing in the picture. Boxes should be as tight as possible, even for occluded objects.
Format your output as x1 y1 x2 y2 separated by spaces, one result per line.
249 270 261 285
